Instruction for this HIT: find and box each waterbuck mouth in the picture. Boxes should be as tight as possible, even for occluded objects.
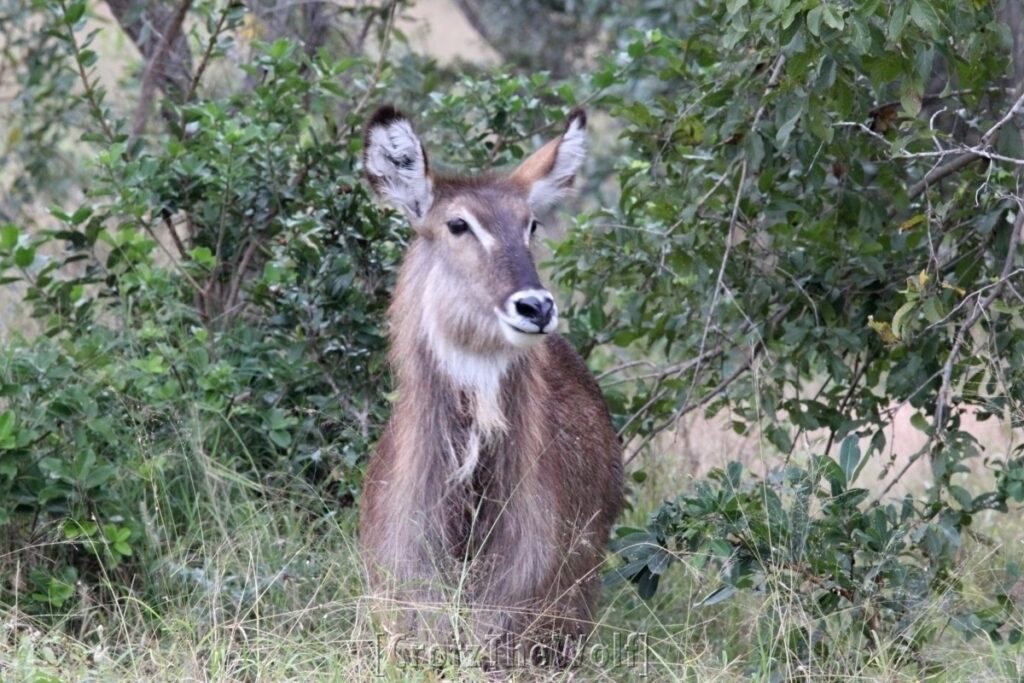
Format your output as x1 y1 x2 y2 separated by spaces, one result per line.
494 288 559 348
495 305 559 348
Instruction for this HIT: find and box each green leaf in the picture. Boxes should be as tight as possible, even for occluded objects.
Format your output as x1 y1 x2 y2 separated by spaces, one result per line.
725 0 747 14
839 436 861 486
266 38 292 60
694 584 737 607
0 224 18 251
821 3 844 30
848 14 872 52
997 123 1024 160
892 300 917 340
909 0 940 36
887 2 910 41
69 205 93 225
64 0 86 26
189 246 216 268
63 519 98 539
709 539 733 558
269 430 292 448
79 48 97 68
900 88 922 117
775 98 805 148
768 425 793 453
806 5 824 36
13 246 35 268
948 485 973 510
636 569 660 599
83 464 117 489
0 410 14 446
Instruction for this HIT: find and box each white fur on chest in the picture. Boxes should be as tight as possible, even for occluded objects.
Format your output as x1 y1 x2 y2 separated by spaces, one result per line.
422 312 512 482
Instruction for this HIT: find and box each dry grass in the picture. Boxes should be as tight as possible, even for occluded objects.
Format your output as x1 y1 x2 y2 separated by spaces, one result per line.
2 440 1023 682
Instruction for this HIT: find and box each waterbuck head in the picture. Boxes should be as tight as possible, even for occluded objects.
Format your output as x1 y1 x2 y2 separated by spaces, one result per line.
363 105 587 357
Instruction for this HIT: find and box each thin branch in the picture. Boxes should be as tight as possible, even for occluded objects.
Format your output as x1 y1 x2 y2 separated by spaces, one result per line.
820 354 870 460
130 0 194 142
614 345 727 439
61 0 117 144
981 89 1024 147
903 90 1024 201
933 209 1024 439
107 0 195 99
620 305 788 466
623 345 762 466
595 359 661 382
904 153 981 201
224 237 262 323
921 267 1024 335
874 207 1024 501
601 347 728 386
160 211 188 258
183 1 234 105
141 221 203 294
486 57 647 162
753 55 787 126
351 0 397 119
354 3 378 54
683 160 747 410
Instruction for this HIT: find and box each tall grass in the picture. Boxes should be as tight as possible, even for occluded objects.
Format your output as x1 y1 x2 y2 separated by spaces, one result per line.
3 412 1023 682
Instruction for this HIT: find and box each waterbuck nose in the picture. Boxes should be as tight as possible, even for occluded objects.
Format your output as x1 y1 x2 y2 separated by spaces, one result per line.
514 293 555 328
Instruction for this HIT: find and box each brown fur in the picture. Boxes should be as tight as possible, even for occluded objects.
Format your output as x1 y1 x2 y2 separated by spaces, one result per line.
359 107 623 655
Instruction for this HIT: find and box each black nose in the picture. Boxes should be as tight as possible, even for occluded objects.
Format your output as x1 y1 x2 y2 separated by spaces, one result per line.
514 295 555 328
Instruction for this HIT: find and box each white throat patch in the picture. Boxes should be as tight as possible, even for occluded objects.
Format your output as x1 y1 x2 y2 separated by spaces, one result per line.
422 308 511 483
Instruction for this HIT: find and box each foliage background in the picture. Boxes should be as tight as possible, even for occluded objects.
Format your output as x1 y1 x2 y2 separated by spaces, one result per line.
2 0 1024 680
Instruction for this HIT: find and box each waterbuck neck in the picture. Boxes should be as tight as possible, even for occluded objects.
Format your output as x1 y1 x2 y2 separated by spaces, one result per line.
387 238 546 484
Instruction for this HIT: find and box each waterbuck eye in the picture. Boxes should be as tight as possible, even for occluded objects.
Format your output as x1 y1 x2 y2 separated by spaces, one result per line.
529 220 540 235
447 218 469 236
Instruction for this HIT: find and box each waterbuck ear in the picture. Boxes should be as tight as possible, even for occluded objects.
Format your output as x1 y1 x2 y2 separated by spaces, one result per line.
363 105 433 224
510 108 587 211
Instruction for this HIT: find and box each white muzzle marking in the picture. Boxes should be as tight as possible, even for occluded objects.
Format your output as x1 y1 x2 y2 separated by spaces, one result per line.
496 288 558 348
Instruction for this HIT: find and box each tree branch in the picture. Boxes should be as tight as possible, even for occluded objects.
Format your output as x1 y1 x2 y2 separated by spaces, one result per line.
183 1 234 105
129 0 194 141
106 0 194 101
623 345 762 466
350 0 397 118
905 152 984 202
905 90 1024 201
932 208 1024 440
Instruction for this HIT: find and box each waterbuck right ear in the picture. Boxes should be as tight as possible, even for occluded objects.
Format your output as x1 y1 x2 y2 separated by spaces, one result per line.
363 105 433 225
510 108 588 211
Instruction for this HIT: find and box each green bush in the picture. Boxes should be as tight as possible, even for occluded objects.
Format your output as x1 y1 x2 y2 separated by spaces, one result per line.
2 0 1024 678
0 9 401 614
549 1 1024 674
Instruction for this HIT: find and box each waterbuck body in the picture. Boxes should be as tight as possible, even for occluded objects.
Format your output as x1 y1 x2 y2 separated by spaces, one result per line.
359 105 623 651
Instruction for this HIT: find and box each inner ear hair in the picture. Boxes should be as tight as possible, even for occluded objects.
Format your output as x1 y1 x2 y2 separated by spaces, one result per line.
510 107 588 210
363 104 433 220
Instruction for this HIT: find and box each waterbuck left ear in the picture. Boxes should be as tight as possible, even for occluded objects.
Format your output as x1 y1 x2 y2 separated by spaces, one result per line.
363 105 433 225
510 108 588 211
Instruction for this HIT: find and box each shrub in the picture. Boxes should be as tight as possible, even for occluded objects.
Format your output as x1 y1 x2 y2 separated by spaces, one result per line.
0 7 401 615
556 1 1024 674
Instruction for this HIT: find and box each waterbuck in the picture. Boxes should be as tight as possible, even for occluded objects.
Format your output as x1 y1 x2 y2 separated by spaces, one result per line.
359 104 623 656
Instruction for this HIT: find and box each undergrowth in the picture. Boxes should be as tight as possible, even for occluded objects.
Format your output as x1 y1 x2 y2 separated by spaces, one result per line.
3 442 1024 681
